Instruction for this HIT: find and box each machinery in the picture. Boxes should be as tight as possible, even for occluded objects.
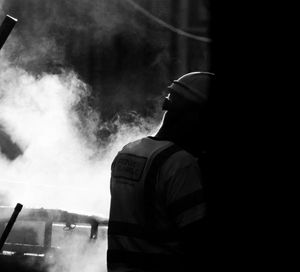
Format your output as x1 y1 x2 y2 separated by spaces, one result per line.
0 203 23 251
0 206 108 272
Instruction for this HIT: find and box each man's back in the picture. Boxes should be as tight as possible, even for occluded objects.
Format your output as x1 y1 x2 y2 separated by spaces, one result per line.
107 137 205 271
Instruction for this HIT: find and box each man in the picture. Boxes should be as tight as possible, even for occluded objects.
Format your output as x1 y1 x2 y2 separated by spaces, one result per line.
107 71 214 271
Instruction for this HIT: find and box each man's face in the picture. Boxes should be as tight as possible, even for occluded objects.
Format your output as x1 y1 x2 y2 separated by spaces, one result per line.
161 93 171 111
162 92 196 112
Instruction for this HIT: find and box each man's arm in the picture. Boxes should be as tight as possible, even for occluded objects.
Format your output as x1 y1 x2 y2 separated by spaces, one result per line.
179 217 209 270
164 157 208 269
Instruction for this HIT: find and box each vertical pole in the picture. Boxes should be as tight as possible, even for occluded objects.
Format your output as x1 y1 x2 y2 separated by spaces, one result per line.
0 203 23 251
90 220 98 239
169 0 178 78
0 15 18 50
176 0 189 75
44 221 52 249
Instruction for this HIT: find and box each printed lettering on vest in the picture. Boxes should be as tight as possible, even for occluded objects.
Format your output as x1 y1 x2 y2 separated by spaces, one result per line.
113 153 147 182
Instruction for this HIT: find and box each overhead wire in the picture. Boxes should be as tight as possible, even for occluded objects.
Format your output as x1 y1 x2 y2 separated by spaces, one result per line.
124 0 212 43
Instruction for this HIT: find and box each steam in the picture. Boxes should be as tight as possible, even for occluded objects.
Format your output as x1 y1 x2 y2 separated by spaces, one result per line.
0 53 160 271
0 0 165 214
0 53 160 214
0 1 168 271
1 0 169 120
47 226 108 272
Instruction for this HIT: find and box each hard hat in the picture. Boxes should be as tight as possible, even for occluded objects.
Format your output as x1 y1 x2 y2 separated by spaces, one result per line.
167 71 215 105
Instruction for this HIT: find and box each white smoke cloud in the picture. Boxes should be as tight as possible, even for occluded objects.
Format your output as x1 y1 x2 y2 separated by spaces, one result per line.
1 2 163 270
0 53 160 214
47 224 108 272
0 53 161 271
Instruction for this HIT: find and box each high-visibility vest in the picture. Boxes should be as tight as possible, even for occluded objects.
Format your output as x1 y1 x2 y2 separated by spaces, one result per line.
107 137 204 271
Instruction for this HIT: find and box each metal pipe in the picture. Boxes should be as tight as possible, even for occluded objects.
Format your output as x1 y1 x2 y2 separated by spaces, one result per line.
0 14 18 50
44 220 53 249
0 203 23 251
90 220 99 239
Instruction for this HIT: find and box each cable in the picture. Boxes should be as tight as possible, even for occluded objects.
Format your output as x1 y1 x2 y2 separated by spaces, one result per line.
124 0 211 43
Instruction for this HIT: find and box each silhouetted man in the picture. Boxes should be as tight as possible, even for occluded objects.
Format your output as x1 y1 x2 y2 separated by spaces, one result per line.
107 71 214 272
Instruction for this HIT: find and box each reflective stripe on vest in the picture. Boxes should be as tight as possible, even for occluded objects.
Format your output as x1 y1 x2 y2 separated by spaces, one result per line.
144 144 182 229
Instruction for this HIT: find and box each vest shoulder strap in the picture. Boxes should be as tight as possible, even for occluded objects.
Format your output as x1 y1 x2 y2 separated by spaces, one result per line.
144 143 182 228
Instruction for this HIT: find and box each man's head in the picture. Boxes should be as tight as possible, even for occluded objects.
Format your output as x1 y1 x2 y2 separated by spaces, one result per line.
162 71 215 112
158 71 215 155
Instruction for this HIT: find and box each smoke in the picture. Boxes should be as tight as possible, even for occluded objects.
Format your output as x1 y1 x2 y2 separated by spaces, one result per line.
0 0 165 213
47 225 108 272
0 1 169 271
1 0 133 67
0 53 160 214
1 0 170 120
0 53 160 271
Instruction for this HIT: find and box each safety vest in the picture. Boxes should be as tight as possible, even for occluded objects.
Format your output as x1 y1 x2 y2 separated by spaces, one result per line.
107 137 204 271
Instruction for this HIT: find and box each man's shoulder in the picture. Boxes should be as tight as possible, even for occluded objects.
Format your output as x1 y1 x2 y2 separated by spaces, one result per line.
118 137 197 171
169 149 197 164
121 137 173 156
162 149 199 174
